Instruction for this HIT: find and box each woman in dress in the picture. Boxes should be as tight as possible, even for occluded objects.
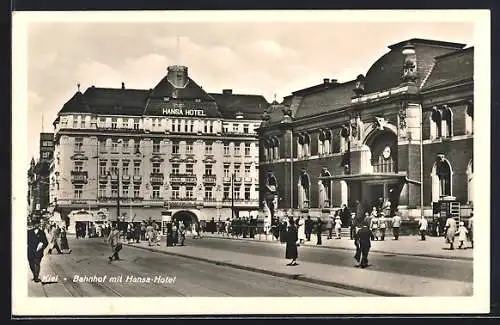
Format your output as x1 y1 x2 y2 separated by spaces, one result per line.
334 215 343 239
59 226 72 254
191 222 199 239
445 215 458 250
456 221 469 249
285 217 298 266
297 216 306 245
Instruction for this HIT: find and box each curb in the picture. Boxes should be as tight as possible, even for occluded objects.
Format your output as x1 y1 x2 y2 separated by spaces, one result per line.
199 235 473 261
123 243 404 297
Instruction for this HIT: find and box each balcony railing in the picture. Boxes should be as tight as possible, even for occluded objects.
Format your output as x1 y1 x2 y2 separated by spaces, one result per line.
203 174 217 183
150 173 164 184
132 175 142 183
223 176 231 183
71 171 88 184
233 176 242 183
170 173 197 184
244 177 253 183
122 175 131 183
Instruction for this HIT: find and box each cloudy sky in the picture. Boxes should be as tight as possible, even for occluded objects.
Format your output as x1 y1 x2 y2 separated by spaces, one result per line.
26 20 474 160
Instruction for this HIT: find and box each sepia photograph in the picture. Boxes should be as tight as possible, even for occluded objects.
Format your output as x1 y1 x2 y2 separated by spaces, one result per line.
12 10 490 316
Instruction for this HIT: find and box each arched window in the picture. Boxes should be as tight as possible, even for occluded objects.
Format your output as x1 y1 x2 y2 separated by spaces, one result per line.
318 168 331 208
441 106 453 138
430 107 442 140
303 133 311 157
467 160 473 205
431 155 453 202
318 131 325 156
339 125 350 152
263 140 269 161
297 134 304 159
298 171 310 209
272 137 280 160
465 102 473 135
324 129 332 155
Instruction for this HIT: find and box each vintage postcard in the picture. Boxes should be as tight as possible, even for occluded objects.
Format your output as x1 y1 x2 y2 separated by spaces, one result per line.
12 10 490 316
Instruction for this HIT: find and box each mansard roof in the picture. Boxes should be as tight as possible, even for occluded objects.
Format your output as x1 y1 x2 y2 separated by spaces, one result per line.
209 92 268 120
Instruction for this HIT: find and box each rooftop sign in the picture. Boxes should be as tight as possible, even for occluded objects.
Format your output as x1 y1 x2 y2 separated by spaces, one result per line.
162 103 206 117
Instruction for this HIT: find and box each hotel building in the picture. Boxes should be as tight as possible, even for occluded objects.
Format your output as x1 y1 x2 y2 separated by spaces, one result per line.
48 65 267 226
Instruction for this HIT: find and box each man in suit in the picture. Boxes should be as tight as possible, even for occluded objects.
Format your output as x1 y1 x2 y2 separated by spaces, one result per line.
27 218 49 283
305 216 313 241
354 220 372 268
315 217 324 245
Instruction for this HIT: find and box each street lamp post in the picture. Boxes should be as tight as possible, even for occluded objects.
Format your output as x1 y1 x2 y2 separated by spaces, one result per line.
231 172 235 220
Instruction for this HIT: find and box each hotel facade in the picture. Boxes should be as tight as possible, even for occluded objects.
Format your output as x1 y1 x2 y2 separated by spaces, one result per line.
258 39 474 223
48 65 267 225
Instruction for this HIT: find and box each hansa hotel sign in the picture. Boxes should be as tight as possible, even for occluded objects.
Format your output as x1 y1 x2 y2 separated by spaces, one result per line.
162 103 206 117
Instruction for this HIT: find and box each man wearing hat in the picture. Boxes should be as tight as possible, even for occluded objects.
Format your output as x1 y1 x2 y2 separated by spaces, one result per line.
354 220 372 268
378 212 387 241
27 218 49 282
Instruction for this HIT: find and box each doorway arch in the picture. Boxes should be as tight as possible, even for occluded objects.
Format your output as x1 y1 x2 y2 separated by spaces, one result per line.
172 210 199 229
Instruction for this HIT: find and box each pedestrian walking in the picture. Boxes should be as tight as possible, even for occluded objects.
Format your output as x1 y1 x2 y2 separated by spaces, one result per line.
154 222 161 246
297 216 306 244
349 212 357 240
444 215 458 250
354 220 372 268
107 224 122 262
178 221 186 246
59 226 72 254
285 218 298 266
418 216 428 241
326 214 334 239
370 214 379 241
334 215 342 239
166 222 174 246
146 222 154 246
467 213 474 248
225 218 231 237
315 217 323 245
48 224 62 254
191 222 199 239
378 213 387 241
305 216 313 241
27 218 49 283
392 213 402 240
172 221 178 246
456 221 469 249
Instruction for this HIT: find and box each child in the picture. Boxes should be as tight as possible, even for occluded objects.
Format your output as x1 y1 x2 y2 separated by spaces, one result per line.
456 221 469 249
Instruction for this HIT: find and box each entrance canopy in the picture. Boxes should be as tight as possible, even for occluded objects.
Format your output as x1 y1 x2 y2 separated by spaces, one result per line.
319 172 421 185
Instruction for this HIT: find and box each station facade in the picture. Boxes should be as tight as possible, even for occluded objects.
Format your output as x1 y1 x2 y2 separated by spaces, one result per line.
258 39 474 222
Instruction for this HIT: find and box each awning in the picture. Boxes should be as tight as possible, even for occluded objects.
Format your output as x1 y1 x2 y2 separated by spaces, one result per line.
318 172 421 185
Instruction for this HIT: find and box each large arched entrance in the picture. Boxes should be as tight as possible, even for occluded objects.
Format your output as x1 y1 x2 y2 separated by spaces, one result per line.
172 210 199 229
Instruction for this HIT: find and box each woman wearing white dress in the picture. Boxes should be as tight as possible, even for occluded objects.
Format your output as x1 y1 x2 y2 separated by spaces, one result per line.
334 216 343 239
297 216 306 245
191 222 199 239
455 221 469 249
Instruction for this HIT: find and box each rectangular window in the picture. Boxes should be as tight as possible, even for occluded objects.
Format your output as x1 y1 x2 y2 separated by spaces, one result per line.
134 140 140 153
42 141 53 147
234 186 241 199
133 161 140 176
122 185 129 197
152 162 161 174
189 122 194 133
99 160 107 175
171 186 180 199
244 143 251 156
111 160 119 175
111 184 118 198
186 186 194 199
223 123 229 133
232 124 238 133
234 144 241 156
74 185 83 199
223 186 230 200
134 120 139 130
74 161 83 172
205 186 213 199
152 119 157 129
73 118 78 128
209 123 213 133
42 152 50 159
74 137 83 152
245 165 251 177
186 164 193 175
172 163 180 175
184 123 188 133
204 122 208 133
224 164 230 178
205 143 212 154
122 140 129 152
186 142 193 154
243 124 249 134
205 164 213 175
234 164 241 177
111 118 117 129
245 186 251 200
81 119 86 129
224 144 230 156
152 186 160 199
111 140 118 153
153 141 160 153
134 185 140 197
172 141 179 154
98 184 106 198
99 140 107 153
122 161 129 175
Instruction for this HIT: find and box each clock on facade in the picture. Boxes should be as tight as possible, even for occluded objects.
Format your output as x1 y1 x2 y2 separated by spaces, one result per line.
382 146 391 159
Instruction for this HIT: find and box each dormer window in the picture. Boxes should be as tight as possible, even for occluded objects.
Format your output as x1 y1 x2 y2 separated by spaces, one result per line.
195 98 201 103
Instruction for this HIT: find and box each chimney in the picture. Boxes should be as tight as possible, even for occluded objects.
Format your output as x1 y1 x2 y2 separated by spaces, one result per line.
223 89 232 95
323 78 330 84
330 79 338 84
121 82 125 89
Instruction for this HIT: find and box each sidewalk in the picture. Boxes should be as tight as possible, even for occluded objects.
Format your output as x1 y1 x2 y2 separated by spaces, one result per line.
198 232 473 261
123 241 472 297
